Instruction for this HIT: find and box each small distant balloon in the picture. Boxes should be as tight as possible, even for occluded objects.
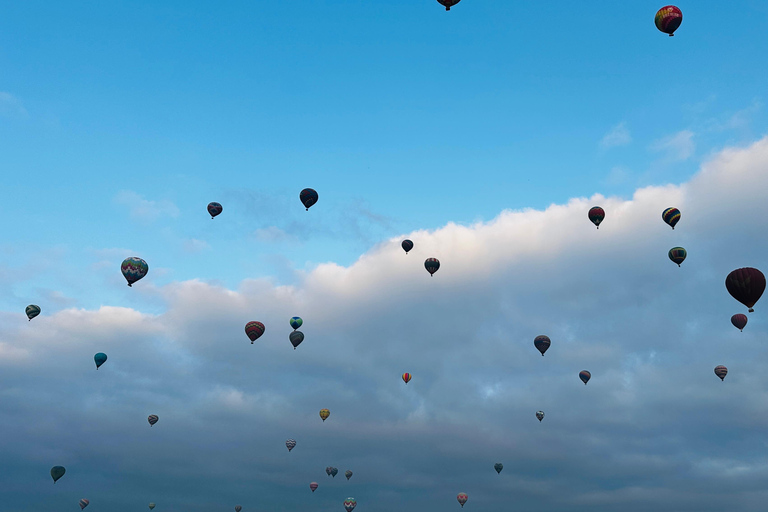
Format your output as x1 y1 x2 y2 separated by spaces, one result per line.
534 335 551 356
402 372 412 384
207 202 223 219
148 414 159 427
731 314 748 332
438 0 461 10
344 498 356 512
326 466 333 476
536 411 544 422
425 258 440 276
289 331 304 350
726 267 766 313
310 482 318 492
320 409 330 422
121 257 149 287
300 188 318 210
579 370 591 385
655 5 683 36
286 439 296 452
494 463 503 474
25 304 41 321
662 207 681 229
79 499 90 510
668 247 687 267
149 504 156 510
588 206 605 229
331 467 338 478
51 466 66 483
245 321 265 344
94 352 108 369
235 507 242 512
290 317 303 330
345 470 353 480
401 239 413 254
714 365 728 381
457 493 468 508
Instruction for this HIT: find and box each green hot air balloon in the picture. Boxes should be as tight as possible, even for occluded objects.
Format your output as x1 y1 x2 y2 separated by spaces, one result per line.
26 304 41 321
51 466 66 483
94 353 108 369
290 317 303 330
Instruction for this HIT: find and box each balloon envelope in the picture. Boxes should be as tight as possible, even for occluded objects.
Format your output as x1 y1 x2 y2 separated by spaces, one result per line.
401 239 413 254
331 467 338 477
579 370 591 385
345 470 353 480
51 466 65 483
402 372 412 384
245 321 265 343
655 5 683 36
326 467 333 476
588 206 605 229
300 188 318 210
457 493 468 507
286 439 296 452
715 365 728 381
94 352 108 369
438 0 461 10
235 506 242 512
79 498 90 509
207 202 223 218
320 409 330 421
289 330 304 349
534 335 551 356
121 257 149 287
662 207 681 229
726 267 766 312
310 482 318 492
149 504 156 510
148 414 159 426
290 316 303 330
343 497 357 512
424 258 440 276
25 304 41 321
494 463 503 474
536 411 544 422
731 313 748 332
668 247 687 266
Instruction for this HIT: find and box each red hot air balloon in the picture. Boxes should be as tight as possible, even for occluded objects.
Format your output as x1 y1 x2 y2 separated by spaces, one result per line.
731 314 748 332
310 482 318 492
457 493 468 507
655 6 683 36
588 207 605 229
245 321 265 343
438 0 461 10
726 268 766 313
714 365 728 381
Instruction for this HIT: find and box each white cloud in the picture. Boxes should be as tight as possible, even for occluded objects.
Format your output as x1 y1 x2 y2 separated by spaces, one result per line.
183 238 210 253
650 130 695 161
254 226 297 243
0 91 27 117
600 122 632 149
113 190 180 223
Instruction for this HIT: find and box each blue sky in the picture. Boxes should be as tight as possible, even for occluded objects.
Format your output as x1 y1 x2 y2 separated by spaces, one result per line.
2 2 768 511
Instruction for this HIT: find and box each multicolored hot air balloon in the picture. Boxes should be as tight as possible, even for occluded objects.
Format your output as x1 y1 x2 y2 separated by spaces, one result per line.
25 304 40 321
536 411 544 422
726 268 766 313
345 470 353 480
310 482 318 492
655 5 683 36
579 370 591 385
326 467 333 476
402 372 412 384
290 317 303 330
245 321 265 344
207 202 223 219
148 415 159 427
51 466 65 483
94 352 108 369
662 207 681 229
494 463 503 474
320 409 330 421
235 506 242 512
286 439 296 452
289 331 304 349
425 258 440 276
714 365 728 381
121 257 149 287
79 499 90 509
457 493 468 508
149 504 156 510
588 206 605 229
438 0 461 10
300 188 318 210
668 247 687 267
534 335 551 356
343 497 357 512
401 239 413 254
731 314 748 332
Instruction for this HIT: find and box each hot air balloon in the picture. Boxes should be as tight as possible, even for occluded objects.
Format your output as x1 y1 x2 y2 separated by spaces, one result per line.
121 257 149 287
402 372 412 384
731 314 748 332
207 202 223 219
326 467 333 476
457 493 468 508
588 206 605 229
579 370 591 385
668 247 686 267
94 352 108 369
148 415 159 427
425 258 440 276
149 504 156 510
402 239 413 254
286 439 296 452
51 466 65 483
310 482 318 492
662 207 681 229
345 470 353 480
714 365 728 381
300 188 318 210
536 411 544 422
245 321 265 344
331 467 338 478
320 409 330 422
289 331 304 349
494 463 503 474
25 304 40 321
655 5 683 36
534 335 551 356
79 499 90 509
344 497 357 512
726 268 766 313
235 507 242 512
438 0 461 10
290 317 303 330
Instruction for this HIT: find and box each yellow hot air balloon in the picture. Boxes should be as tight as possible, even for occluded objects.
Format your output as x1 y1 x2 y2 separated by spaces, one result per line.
319 409 330 422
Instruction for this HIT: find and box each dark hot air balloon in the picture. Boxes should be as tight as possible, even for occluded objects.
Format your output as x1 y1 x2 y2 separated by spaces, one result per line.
286 439 296 452
714 365 728 381
588 206 605 229
326 467 333 476
425 258 440 276
579 370 591 385
121 257 149 286
207 202 223 219
235 507 242 512
94 352 107 369
438 0 461 10
494 463 503 474
401 239 413 254
345 470 353 480
668 247 686 267
245 321 265 343
148 414 159 427
331 467 338 478
662 207 681 229
79 499 90 509
655 5 683 36
726 268 766 313
534 335 551 356
289 331 304 349
536 411 544 422
51 466 66 483
731 314 748 332
300 188 318 210
25 304 41 321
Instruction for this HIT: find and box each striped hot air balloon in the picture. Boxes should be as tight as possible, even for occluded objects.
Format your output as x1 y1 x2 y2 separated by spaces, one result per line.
534 335 551 356
662 207 681 229
655 5 683 36
402 372 412 384
286 439 296 452
579 370 591 385
457 493 468 508
714 365 728 381
310 482 318 492
79 499 90 510
245 321 265 343
121 257 149 287
25 304 41 321
731 314 748 332
148 415 159 427
668 247 687 267
343 497 357 512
